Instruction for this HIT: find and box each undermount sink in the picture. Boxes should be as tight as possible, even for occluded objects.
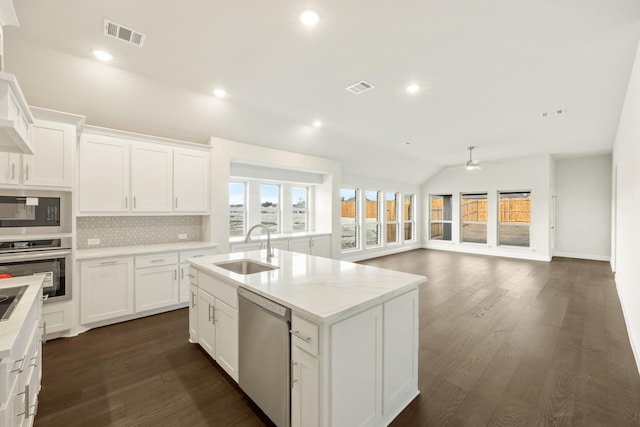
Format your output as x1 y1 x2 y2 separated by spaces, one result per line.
214 259 279 275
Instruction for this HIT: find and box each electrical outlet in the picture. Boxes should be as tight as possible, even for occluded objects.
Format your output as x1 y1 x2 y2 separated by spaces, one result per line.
88 238 100 245
178 234 187 240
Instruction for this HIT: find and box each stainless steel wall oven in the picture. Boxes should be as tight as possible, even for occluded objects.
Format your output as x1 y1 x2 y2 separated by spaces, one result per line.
0 237 71 302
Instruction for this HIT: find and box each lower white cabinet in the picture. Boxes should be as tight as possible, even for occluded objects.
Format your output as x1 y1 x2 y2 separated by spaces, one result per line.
41 301 72 337
291 342 319 427
134 264 178 313
179 248 217 304
289 235 331 258
188 269 239 382
80 257 134 324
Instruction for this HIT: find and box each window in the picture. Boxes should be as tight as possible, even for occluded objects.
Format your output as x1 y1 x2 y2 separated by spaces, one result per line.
229 182 246 237
340 188 359 251
260 184 280 233
403 193 415 241
386 192 399 244
292 187 308 232
461 193 487 243
365 191 381 247
430 195 452 240
498 191 531 247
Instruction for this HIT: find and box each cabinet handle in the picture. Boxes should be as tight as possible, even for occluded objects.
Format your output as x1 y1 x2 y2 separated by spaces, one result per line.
291 360 298 388
174 269 177 280
125 196 128 208
29 354 38 368
41 322 47 343
11 163 15 180
133 196 136 209
186 273 195 278
17 385 30 417
290 329 312 343
175 198 178 209
191 292 196 308
181 268 185 279
208 304 215 323
100 261 118 265
151 259 166 263
11 357 26 373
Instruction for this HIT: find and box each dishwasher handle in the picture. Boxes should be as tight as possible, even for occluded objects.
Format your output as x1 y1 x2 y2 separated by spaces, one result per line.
238 287 290 319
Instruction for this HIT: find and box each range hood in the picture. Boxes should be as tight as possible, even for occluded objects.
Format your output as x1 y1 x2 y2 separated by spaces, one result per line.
0 72 34 154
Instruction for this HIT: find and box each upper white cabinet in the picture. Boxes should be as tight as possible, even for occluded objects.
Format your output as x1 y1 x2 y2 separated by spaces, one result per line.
0 72 34 154
131 142 173 212
0 112 79 189
78 127 211 215
174 147 210 213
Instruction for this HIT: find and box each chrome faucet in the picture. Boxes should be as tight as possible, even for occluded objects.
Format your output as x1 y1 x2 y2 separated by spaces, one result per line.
244 224 274 260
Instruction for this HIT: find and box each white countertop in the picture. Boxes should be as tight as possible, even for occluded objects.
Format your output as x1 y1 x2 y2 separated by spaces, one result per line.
76 241 219 260
0 275 45 359
229 231 330 243
189 249 426 323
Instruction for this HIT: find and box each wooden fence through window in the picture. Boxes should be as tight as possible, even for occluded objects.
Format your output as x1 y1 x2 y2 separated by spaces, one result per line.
341 200 411 221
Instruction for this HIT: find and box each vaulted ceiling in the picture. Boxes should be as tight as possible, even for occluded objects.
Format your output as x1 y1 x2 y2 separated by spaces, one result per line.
4 0 640 184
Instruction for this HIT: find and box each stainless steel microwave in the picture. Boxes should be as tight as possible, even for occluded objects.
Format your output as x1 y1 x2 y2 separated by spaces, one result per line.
0 196 60 227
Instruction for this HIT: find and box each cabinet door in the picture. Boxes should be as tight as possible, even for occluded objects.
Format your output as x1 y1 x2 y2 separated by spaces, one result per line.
197 289 216 358
215 298 238 382
134 264 179 312
189 284 198 343
179 262 190 303
131 142 173 212
80 257 134 324
292 345 319 427
383 290 419 414
0 152 20 185
79 134 130 212
289 238 310 255
22 120 74 188
311 235 331 258
331 305 383 427
173 147 209 213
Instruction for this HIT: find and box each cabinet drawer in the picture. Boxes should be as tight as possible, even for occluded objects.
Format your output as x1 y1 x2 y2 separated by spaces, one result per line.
198 273 237 309
135 252 178 268
179 248 217 262
291 314 319 356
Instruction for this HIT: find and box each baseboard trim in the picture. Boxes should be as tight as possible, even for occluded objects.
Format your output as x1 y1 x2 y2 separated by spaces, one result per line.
341 244 421 262
422 242 551 262
553 251 610 262
615 273 640 376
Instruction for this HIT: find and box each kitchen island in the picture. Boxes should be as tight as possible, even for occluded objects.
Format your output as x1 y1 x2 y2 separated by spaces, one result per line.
188 249 426 427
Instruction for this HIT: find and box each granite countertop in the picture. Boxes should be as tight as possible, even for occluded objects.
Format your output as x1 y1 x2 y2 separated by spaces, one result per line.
188 249 426 323
0 275 45 359
76 241 219 260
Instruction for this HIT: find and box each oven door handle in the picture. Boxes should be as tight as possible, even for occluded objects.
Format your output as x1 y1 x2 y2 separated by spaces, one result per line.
0 249 71 263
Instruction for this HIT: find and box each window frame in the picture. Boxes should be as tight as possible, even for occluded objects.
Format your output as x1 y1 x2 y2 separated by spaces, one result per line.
385 192 400 245
259 183 282 234
228 181 247 237
340 187 360 252
403 193 416 242
365 190 382 248
292 186 309 232
429 194 453 241
460 192 488 244
498 190 531 247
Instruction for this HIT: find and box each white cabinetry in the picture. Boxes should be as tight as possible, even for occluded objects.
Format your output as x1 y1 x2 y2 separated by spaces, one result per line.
189 270 239 382
78 134 129 212
188 281 198 343
0 118 75 188
134 253 179 313
0 285 42 427
80 256 134 324
78 127 210 215
130 142 173 212
173 148 210 213
0 72 34 155
41 301 72 337
289 235 331 258
179 248 217 304
291 314 319 427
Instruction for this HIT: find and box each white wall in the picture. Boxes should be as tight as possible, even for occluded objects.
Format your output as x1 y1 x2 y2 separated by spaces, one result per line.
612 41 640 374
553 155 612 261
421 155 552 261
209 137 341 257
340 173 422 262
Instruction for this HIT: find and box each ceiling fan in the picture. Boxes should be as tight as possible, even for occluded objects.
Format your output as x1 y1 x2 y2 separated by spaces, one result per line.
465 146 481 170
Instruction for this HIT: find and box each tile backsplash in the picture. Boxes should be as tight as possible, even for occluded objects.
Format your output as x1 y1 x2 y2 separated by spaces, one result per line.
77 216 203 249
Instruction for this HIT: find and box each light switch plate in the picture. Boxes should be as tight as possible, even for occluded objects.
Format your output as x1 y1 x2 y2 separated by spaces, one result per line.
178 234 187 240
88 238 100 245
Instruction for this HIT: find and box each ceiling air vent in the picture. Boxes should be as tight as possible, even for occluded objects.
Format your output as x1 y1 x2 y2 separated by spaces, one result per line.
104 19 146 47
346 80 375 95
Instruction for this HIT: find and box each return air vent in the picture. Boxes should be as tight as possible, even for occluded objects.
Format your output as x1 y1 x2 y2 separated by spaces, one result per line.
104 19 146 47
346 80 375 95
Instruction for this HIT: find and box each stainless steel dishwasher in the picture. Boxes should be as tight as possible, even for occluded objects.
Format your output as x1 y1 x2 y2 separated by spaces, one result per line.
238 287 291 427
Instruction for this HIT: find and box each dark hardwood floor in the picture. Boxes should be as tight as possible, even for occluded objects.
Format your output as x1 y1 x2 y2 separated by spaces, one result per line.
35 249 640 426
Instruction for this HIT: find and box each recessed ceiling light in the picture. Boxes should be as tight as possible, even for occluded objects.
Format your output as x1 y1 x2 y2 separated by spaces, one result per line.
312 120 322 128
93 50 113 62
213 89 226 98
406 84 421 94
299 10 320 27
